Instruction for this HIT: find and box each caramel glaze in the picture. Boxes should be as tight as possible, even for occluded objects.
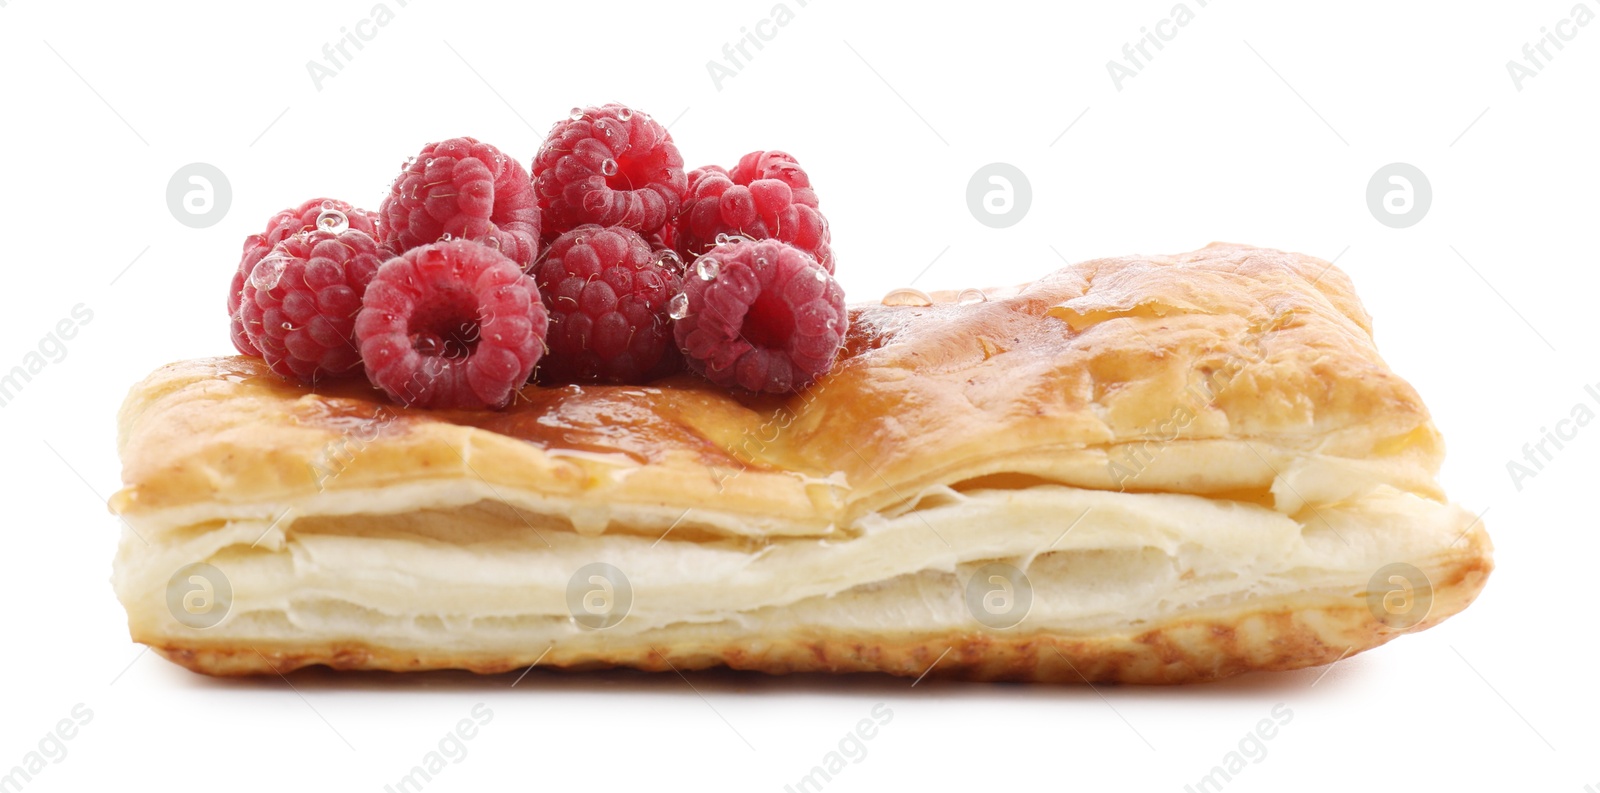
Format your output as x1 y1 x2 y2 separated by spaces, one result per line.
283 372 814 472
276 298 938 478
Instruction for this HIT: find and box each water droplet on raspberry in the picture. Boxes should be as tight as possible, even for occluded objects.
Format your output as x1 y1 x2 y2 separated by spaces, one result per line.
320 199 337 211
657 250 683 270
570 107 585 121
956 288 987 305
754 256 768 269
696 257 720 281
425 158 436 166
617 107 634 121
250 256 289 290
881 288 934 307
601 158 619 177
441 232 453 242
414 334 444 356
813 268 828 283
316 209 349 234
667 292 690 320
596 120 612 136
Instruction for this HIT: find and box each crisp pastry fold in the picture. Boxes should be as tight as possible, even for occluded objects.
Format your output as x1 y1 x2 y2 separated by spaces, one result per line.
111 243 1492 683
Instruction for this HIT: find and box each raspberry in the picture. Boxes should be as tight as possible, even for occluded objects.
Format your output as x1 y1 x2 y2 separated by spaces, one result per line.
533 104 686 238
729 150 815 197
678 151 832 273
355 239 548 410
671 238 846 394
229 198 379 356
645 222 681 262
534 225 684 384
237 222 385 383
379 138 540 269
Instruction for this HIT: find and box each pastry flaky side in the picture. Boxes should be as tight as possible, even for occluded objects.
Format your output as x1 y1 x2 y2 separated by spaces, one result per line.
111 243 1492 683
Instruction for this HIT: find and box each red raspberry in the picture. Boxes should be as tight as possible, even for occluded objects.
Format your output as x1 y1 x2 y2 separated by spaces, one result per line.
678 151 832 273
533 104 686 238
355 240 548 410
379 138 540 269
729 150 816 199
534 225 683 384
644 222 681 263
671 238 846 394
238 223 385 383
229 198 379 356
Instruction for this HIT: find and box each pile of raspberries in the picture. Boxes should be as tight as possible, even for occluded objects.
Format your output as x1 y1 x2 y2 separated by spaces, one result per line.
227 104 845 410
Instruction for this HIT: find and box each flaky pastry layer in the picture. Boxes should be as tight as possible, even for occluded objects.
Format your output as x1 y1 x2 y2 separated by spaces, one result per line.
111 243 1492 682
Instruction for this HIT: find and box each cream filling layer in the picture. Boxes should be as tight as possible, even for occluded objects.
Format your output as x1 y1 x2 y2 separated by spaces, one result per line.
115 483 1476 649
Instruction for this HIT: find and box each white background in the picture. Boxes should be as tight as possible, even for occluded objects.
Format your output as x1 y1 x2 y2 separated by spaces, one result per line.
1 0 1595 790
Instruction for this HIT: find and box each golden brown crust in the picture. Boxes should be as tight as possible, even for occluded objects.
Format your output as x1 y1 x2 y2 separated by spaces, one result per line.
112 243 1493 683
112 242 1441 533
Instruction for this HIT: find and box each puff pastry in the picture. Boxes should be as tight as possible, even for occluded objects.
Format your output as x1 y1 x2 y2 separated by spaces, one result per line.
111 243 1492 683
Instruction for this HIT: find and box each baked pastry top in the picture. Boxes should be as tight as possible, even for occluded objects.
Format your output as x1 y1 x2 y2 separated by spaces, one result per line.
115 242 1439 534
111 243 1492 682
